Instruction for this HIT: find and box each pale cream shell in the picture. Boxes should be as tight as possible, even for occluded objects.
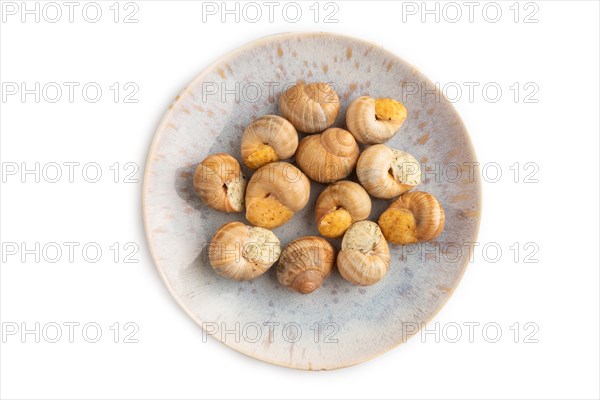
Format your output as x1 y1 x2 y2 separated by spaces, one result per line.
356 144 421 199
337 221 391 286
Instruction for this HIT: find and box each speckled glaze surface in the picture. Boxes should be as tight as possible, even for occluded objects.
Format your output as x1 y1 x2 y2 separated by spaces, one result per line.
143 32 481 370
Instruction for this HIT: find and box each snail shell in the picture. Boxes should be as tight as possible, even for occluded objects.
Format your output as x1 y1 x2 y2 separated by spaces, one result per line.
356 144 421 199
277 236 335 294
337 221 390 286
193 153 246 212
295 128 359 183
378 191 445 244
245 162 310 229
241 115 298 169
346 96 407 144
315 181 371 238
278 82 340 133
209 222 281 280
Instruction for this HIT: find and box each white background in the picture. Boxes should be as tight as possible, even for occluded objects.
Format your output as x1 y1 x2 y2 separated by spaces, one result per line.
1 1 599 399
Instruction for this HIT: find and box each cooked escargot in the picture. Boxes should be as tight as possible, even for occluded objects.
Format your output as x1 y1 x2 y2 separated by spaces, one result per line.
346 96 407 144
193 153 246 212
315 181 371 238
209 222 281 280
245 162 310 229
278 82 340 133
378 191 445 245
295 128 359 183
356 144 421 199
241 115 298 169
277 236 335 294
337 221 390 286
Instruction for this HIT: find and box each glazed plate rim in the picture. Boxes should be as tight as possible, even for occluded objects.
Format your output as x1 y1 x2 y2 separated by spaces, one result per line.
142 31 482 371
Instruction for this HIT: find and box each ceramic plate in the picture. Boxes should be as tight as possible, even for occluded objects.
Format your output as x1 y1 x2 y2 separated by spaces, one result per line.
143 32 481 370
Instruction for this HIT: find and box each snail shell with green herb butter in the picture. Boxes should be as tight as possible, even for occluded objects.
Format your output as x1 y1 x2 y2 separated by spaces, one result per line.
356 144 421 199
337 221 390 286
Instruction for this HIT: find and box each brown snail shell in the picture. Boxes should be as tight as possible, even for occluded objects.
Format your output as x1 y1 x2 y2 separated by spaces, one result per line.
278 82 340 133
241 115 298 169
315 181 371 238
346 96 407 144
295 128 359 183
378 191 445 244
244 162 310 229
193 153 246 212
277 236 336 294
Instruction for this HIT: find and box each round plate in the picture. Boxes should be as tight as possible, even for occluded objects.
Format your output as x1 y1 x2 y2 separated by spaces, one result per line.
143 32 481 370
